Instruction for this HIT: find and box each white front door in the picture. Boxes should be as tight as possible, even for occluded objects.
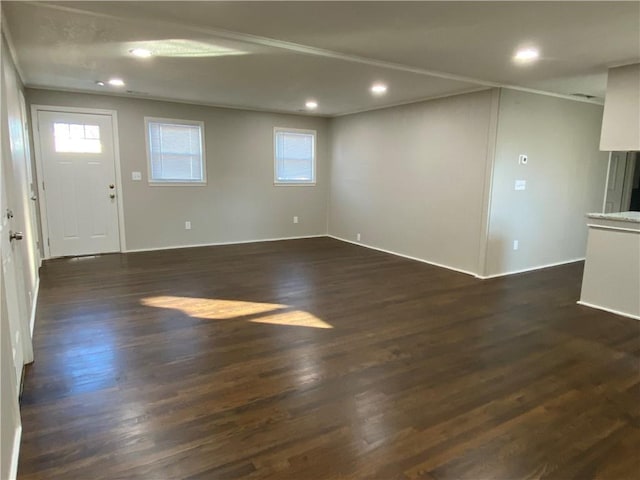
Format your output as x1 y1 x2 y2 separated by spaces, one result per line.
36 110 121 257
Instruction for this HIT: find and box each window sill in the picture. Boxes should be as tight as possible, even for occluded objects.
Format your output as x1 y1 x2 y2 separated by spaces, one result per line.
274 182 316 187
148 181 208 187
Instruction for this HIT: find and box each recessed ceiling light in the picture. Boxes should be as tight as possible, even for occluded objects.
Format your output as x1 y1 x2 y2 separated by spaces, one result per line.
305 100 318 109
129 48 152 58
514 48 539 63
95 80 105 87
108 78 125 87
371 83 387 95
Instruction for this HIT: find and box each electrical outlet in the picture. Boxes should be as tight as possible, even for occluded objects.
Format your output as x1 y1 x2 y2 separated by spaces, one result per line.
515 180 526 191
518 154 528 165
293 216 299 224
357 233 361 241
513 240 519 250
185 221 191 230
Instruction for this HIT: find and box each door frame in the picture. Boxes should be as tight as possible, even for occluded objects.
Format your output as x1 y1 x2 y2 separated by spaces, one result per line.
601 152 612 213
19 90 42 271
620 152 637 212
31 105 126 258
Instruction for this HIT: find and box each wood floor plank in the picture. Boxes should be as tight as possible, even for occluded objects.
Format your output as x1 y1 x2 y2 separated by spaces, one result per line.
18 238 640 479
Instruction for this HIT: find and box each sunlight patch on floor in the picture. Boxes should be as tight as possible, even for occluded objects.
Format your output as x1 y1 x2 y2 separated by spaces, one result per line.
140 296 333 329
251 310 333 329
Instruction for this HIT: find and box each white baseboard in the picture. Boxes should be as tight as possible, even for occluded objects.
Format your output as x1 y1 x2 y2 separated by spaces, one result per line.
577 301 640 321
327 235 478 277
477 258 585 279
30 277 39 337
122 234 583 282
9 425 21 480
123 234 327 254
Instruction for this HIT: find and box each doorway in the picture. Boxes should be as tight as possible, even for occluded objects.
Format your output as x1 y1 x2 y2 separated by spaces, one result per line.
603 152 639 213
32 107 125 257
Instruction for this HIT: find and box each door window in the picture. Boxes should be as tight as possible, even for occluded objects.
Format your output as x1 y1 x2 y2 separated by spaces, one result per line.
54 123 102 153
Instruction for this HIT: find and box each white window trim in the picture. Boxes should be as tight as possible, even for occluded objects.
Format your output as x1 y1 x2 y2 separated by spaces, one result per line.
145 116 207 186
273 127 317 186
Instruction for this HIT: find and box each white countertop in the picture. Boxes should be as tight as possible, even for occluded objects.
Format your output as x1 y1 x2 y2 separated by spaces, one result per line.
587 211 640 223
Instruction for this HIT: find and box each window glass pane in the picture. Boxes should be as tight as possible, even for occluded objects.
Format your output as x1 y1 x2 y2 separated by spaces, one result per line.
275 131 315 183
54 122 102 153
84 125 100 139
54 123 69 139
147 120 204 183
69 124 85 139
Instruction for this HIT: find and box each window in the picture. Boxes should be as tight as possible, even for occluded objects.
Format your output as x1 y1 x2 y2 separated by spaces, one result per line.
54 122 102 153
274 128 316 185
145 118 206 184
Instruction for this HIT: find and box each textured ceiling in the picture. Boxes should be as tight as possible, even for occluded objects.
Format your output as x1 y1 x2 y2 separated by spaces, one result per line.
3 1 639 116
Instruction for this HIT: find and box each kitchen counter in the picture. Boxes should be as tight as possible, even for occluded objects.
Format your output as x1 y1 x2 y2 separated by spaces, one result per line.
587 211 640 223
579 212 640 319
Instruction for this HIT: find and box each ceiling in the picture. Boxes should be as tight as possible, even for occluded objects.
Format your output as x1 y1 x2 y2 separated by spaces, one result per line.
2 1 639 116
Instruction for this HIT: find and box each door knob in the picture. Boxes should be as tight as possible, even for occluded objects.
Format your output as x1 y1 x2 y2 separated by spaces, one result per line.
9 231 23 241
109 184 115 189
109 193 116 199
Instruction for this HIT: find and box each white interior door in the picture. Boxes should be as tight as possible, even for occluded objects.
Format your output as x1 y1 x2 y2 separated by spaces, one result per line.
1 171 26 390
37 110 121 257
0 296 22 480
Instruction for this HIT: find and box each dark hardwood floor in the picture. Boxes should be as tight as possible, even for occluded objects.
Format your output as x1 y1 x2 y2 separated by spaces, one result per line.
18 237 640 479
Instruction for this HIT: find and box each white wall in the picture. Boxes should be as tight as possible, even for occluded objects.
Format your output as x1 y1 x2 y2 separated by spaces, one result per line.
484 89 609 276
327 88 608 278
26 89 331 252
328 89 498 275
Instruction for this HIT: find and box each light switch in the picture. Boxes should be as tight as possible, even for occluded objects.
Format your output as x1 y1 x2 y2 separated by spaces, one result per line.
515 180 526 191
131 171 142 181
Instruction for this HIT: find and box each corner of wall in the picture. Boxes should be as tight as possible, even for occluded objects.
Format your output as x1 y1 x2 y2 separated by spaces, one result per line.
325 117 335 236
1 17 26 86
476 88 502 278
482 88 608 278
